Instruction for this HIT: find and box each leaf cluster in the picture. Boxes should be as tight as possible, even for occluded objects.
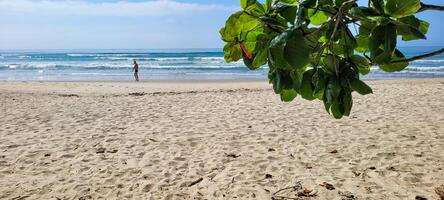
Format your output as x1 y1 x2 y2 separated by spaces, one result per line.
220 0 431 118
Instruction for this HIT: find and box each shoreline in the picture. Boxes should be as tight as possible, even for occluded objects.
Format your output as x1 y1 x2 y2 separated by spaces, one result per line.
1 73 444 82
1 78 443 95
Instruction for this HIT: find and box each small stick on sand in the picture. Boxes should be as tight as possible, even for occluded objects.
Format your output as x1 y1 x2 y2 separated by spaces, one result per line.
272 195 299 200
272 182 302 196
224 153 240 158
188 177 203 187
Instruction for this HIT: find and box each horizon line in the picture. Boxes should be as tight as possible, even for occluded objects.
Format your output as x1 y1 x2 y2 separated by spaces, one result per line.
1 46 443 51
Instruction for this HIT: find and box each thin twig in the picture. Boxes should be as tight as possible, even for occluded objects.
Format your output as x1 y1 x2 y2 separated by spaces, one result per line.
272 195 300 200
272 182 302 195
418 3 444 12
304 23 328 36
271 182 303 200
314 0 354 67
328 2 350 77
328 0 355 41
392 48 444 64
188 177 203 187
328 10 343 42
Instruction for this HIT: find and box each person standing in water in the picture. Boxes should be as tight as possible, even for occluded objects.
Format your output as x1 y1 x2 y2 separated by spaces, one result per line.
132 60 139 82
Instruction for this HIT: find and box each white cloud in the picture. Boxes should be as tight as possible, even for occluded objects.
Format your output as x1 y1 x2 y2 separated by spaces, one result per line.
0 0 236 16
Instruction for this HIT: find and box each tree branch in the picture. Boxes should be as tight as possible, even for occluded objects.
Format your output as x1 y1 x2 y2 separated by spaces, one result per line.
392 48 444 63
418 3 444 12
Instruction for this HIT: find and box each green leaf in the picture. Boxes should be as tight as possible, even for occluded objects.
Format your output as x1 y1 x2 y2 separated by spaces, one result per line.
280 5 298 24
326 80 341 102
304 27 326 48
244 1 266 16
264 0 273 12
243 49 268 70
331 102 344 119
280 89 298 102
312 70 325 99
350 7 379 19
284 30 310 69
242 29 268 53
269 70 281 94
220 12 261 42
279 0 299 5
300 0 316 7
260 16 288 32
269 46 292 69
396 16 429 41
322 55 340 75
238 13 262 33
418 20 429 34
270 29 293 48
330 44 346 56
400 26 426 41
356 35 369 53
251 48 269 69
350 55 371 75
300 69 316 100
241 0 256 9
338 24 357 56
370 0 385 14
276 70 295 90
384 0 421 18
370 23 397 64
366 16 391 26
326 22 342 42
349 78 373 95
343 91 352 116
223 42 242 62
379 49 409 72
220 12 242 42
358 21 376 37
323 99 332 114
274 70 283 94
307 9 329 26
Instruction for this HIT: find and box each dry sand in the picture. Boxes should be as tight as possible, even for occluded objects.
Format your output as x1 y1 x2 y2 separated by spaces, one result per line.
0 79 443 200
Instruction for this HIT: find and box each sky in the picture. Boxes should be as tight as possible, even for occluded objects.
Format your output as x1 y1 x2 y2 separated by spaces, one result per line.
0 0 443 49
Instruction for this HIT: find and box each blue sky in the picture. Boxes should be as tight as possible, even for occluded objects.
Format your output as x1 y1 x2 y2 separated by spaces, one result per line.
0 0 442 49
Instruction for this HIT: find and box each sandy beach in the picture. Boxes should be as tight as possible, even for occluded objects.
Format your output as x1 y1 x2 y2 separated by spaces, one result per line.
0 79 443 200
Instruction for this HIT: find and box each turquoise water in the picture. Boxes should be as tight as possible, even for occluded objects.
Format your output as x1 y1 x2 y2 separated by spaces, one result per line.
0 47 443 81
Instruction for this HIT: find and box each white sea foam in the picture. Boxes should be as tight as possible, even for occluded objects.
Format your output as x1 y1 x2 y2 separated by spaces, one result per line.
406 66 444 71
0 61 246 69
412 60 444 63
370 65 444 72
9 64 17 69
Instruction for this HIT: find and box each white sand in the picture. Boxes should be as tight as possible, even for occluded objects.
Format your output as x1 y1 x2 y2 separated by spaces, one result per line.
0 79 443 199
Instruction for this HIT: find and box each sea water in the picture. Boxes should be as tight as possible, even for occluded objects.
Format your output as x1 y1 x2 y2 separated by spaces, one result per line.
0 47 443 81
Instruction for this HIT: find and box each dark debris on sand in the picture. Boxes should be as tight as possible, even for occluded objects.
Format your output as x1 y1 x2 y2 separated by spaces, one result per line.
58 94 79 97
128 92 146 96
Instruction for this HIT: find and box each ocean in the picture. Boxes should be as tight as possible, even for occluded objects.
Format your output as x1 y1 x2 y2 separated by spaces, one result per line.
0 47 443 81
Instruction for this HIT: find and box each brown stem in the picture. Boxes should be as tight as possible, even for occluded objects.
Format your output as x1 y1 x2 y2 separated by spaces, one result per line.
418 3 444 12
240 42 253 59
392 48 444 63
